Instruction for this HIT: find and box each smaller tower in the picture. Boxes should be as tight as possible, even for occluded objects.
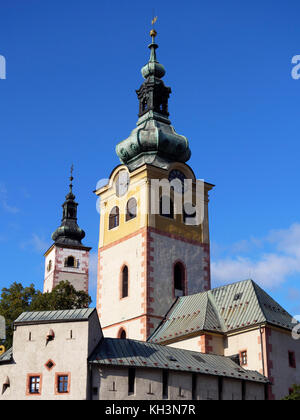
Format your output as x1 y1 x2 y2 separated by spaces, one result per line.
43 167 91 294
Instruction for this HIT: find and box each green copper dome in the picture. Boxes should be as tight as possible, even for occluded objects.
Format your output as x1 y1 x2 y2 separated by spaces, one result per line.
116 29 191 172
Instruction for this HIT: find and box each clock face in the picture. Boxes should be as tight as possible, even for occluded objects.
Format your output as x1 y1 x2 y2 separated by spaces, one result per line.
168 169 187 193
115 170 130 197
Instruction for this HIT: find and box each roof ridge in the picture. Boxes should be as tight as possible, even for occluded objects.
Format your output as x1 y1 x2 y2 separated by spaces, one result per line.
146 297 179 342
248 280 268 322
206 290 226 332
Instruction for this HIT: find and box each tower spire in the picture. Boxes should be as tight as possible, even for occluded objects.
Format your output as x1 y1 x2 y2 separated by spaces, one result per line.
115 26 191 171
51 166 85 246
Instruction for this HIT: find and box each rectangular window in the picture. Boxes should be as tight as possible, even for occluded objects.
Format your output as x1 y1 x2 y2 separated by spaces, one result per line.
162 370 169 399
56 374 70 394
28 375 41 395
288 351 296 368
128 368 135 395
240 351 247 366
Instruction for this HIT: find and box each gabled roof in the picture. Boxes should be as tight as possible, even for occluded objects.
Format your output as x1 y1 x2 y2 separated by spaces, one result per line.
148 279 294 344
89 337 268 383
14 308 96 326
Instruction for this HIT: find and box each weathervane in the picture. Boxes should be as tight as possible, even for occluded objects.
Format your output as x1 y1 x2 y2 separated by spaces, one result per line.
150 14 158 41
69 164 74 192
70 164 74 182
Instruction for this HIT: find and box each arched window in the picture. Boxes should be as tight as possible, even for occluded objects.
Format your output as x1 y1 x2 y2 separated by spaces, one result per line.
109 206 119 230
174 262 186 297
65 256 76 268
119 328 127 339
160 196 174 219
121 265 129 298
126 198 137 221
183 202 197 225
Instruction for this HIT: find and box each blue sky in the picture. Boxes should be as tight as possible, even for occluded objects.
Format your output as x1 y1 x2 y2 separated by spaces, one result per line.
0 0 300 315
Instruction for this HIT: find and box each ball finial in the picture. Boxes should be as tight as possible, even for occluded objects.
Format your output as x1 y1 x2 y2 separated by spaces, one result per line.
150 29 157 38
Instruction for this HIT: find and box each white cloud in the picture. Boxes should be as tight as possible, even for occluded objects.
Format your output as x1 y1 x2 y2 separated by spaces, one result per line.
20 234 50 253
0 182 20 214
211 223 300 289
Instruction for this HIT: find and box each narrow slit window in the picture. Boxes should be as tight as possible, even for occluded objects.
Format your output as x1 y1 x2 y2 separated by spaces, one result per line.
288 351 296 368
121 266 129 298
240 351 247 366
174 262 185 297
128 368 135 395
192 374 197 400
162 370 169 399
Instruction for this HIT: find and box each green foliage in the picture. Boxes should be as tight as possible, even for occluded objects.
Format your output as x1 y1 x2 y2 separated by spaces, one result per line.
282 385 300 400
0 281 91 349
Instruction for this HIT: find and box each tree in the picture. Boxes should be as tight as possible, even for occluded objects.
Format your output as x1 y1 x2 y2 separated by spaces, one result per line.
0 282 38 350
282 385 300 400
30 281 91 311
0 281 91 349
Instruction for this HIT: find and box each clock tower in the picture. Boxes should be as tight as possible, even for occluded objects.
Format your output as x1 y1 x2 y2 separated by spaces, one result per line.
95 29 213 341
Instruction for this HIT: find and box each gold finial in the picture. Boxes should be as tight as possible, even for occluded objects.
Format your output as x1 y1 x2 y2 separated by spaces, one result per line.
150 28 157 38
150 15 158 41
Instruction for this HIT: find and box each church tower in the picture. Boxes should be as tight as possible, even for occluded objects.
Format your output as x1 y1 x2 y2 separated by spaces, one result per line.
95 29 214 341
43 168 91 294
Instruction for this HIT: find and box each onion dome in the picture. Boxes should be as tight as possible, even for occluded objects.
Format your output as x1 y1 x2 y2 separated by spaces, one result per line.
116 29 191 171
51 167 86 246
141 29 166 79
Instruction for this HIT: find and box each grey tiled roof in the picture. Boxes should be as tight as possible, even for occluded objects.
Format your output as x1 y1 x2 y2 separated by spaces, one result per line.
0 347 13 364
148 279 294 344
89 337 268 383
14 308 95 325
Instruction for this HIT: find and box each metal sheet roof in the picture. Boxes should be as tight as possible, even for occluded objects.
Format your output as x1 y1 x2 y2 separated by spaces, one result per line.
0 347 13 364
148 279 295 344
14 308 95 325
89 337 268 383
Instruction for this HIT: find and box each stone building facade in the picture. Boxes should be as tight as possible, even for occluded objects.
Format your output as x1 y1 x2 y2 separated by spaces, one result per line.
0 308 268 400
148 279 300 400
